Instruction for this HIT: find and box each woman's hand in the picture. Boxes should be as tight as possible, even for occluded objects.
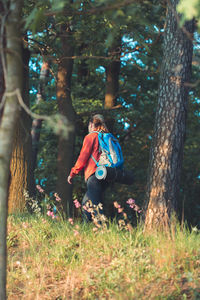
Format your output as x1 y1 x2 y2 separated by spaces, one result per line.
67 175 73 184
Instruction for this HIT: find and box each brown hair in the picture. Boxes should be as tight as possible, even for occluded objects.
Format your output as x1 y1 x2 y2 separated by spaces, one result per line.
90 114 109 133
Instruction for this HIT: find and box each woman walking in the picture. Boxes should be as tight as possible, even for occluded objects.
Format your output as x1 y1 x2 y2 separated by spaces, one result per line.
67 114 109 221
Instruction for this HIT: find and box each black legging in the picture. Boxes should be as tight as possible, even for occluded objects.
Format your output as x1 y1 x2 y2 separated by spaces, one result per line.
82 174 109 221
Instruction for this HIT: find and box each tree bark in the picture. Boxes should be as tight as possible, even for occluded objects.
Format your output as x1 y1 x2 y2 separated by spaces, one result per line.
0 1 5 121
8 46 33 212
0 56 4 119
77 43 89 86
104 39 121 109
0 0 23 298
56 23 75 217
145 0 194 231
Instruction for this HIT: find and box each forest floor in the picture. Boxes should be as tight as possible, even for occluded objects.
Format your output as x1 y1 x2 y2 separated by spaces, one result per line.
7 214 200 300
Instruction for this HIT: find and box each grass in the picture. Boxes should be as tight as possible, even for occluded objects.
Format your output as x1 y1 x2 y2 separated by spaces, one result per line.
7 214 200 300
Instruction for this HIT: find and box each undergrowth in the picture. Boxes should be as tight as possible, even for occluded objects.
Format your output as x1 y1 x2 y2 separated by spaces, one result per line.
7 214 200 300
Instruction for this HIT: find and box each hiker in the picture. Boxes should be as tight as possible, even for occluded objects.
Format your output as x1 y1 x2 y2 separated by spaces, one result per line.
67 114 133 221
67 114 110 221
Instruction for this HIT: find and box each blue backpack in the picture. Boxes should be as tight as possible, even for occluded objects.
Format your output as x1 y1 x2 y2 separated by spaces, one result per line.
91 132 124 168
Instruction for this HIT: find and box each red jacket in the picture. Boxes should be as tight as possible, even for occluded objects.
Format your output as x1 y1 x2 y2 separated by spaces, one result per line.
70 132 101 181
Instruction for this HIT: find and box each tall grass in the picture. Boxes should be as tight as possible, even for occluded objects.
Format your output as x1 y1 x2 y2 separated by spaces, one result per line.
7 214 200 300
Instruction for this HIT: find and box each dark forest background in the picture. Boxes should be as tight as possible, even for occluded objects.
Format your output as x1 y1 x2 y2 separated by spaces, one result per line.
0 0 200 227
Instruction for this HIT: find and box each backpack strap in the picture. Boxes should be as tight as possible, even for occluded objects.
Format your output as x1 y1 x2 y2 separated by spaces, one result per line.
91 154 99 166
89 131 99 134
90 131 103 166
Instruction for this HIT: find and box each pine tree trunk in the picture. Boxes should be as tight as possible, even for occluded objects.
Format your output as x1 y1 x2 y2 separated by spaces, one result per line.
145 0 194 231
8 47 32 212
56 23 75 217
0 0 23 298
104 39 121 109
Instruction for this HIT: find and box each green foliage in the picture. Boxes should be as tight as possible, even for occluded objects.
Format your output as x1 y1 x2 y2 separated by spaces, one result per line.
25 7 47 33
50 0 66 11
177 0 200 29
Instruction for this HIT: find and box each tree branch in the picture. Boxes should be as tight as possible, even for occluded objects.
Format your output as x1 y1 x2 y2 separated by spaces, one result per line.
45 0 137 17
2 89 49 121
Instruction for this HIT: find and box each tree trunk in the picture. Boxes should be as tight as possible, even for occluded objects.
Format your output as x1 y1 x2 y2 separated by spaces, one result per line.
77 43 89 86
0 0 23 298
104 39 121 109
0 54 4 118
8 46 33 212
0 1 5 121
31 61 50 175
145 0 194 231
56 23 75 217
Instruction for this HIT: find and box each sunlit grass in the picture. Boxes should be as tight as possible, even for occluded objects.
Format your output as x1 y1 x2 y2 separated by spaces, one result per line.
7 214 200 299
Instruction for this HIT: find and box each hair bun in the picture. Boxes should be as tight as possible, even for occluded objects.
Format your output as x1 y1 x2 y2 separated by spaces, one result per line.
90 114 109 133
92 114 105 125
93 118 101 126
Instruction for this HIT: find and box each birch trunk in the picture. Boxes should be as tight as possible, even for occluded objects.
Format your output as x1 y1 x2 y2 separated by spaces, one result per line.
145 0 194 231
0 0 23 298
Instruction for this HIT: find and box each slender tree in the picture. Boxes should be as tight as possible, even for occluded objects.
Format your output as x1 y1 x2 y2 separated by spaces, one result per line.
56 22 76 216
31 60 50 177
77 43 90 86
104 37 121 109
0 1 5 121
0 0 23 297
145 0 194 230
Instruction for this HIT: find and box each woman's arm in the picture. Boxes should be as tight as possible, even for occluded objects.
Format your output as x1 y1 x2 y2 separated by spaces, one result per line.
68 134 96 182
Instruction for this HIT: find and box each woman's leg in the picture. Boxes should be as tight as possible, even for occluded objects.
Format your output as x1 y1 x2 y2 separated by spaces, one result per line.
82 174 108 221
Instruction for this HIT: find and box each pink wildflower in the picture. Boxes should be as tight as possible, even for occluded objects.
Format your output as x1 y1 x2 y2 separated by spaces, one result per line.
22 222 28 228
36 185 44 193
47 210 53 217
73 199 81 208
113 201 120 209
127 198 135 205
93 227 98 232
68 218 74 225
73 230 79 236
118 208 124 213
54 193 61 202
126 198 142 213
